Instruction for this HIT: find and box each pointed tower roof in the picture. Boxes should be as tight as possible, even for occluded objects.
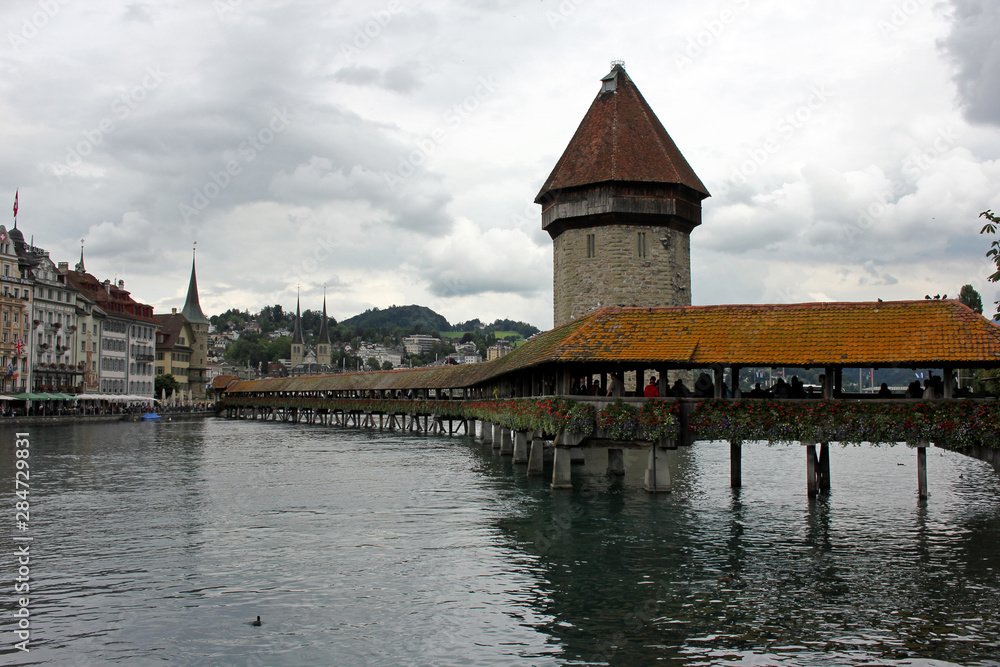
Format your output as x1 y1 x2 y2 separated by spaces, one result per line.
181 247 210 325
291 290 304 345
75 239 86 273
318 289 331 345
535 63 709 201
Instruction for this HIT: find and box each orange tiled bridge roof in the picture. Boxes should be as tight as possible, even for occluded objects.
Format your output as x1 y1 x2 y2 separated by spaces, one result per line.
223 300 1000 395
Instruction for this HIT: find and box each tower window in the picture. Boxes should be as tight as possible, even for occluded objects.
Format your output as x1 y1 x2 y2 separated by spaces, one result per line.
586 233 596 259
638 232 647 258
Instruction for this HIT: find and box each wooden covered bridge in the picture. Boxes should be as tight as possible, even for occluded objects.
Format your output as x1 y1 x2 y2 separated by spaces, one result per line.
217 299 1000 496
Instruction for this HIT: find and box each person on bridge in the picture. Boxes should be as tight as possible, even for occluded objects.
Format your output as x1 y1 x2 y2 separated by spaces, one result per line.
644 377 660 397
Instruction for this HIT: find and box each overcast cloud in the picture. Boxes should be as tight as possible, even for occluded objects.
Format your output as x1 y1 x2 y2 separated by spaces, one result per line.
1 0 998 329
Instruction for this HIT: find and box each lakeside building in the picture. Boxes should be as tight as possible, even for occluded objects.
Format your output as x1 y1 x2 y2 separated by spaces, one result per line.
31 255 81 392
8 228 87 393
154 309 196 396
62 261 158 400
0 226 31 393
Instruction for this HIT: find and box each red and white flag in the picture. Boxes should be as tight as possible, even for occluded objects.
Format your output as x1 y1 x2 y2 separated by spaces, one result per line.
14 337 24 356
12 189 17 220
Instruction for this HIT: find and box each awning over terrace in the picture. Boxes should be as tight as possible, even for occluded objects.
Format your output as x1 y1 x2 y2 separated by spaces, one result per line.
223 300 1000 397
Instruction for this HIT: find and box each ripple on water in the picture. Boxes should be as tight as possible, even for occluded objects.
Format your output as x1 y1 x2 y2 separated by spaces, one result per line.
1 423 999 665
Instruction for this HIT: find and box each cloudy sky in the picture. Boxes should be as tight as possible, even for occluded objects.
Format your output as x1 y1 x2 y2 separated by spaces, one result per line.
1 0 999 329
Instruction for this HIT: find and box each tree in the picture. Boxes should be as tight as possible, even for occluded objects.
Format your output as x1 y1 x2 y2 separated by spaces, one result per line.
381 360 394 371
959 284 983 314
979 210 1000 316
155 374 180 397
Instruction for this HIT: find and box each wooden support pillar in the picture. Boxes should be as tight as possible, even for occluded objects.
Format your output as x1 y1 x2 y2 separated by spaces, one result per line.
714 366 724 399
644 446 671 493
805 441 819 496
527 432 545 477
512 431 529 463
500 428 513 456
731 365 741 397
551 440 573 489
492 423 502 450
730 440 742 488
482 420 493 444
823 367 834 401
818 442 831 493
607 448 625 477
917 440 929 499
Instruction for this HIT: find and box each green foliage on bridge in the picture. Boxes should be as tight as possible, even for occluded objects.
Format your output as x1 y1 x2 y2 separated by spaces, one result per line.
690 400 1000 449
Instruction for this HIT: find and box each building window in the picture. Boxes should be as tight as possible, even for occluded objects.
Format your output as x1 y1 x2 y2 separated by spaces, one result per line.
638 232 647 258
586 233 596 259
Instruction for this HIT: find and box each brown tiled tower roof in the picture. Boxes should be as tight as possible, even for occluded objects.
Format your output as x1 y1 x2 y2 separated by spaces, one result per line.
535 63 709 201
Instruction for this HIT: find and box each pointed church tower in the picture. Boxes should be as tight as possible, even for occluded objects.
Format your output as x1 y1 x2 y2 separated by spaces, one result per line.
316 289 331 367
290 289 304 368
182 246 210 398
536 62 710 326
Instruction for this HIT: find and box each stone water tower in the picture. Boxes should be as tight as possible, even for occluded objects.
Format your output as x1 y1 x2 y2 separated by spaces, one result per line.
536 62 710 327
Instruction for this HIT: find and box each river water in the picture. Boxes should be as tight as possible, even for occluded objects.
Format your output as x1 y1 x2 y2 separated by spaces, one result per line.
1 418 999 666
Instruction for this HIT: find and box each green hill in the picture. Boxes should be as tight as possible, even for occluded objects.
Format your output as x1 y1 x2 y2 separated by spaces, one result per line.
340 304 450 334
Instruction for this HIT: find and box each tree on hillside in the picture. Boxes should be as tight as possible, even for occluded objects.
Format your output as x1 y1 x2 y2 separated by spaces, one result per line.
959 284 983 314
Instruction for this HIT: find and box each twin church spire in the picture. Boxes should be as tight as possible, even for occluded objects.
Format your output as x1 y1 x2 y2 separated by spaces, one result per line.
290 287 332 370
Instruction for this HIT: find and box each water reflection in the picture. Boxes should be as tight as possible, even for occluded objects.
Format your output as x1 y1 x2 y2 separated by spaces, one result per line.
485 440 1000 666
2 422 999 665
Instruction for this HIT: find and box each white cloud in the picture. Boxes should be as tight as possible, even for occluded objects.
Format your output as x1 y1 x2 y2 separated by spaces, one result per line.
0 0 998 332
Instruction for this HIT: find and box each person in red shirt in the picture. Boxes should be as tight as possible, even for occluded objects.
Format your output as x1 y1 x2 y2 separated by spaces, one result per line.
644 377 660 397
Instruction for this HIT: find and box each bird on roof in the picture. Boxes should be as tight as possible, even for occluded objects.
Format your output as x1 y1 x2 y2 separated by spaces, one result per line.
925 295 931 299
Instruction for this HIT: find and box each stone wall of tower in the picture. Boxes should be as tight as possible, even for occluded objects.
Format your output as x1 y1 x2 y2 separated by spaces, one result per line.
189 321 209 399
553 224 691 326
291 343 304 368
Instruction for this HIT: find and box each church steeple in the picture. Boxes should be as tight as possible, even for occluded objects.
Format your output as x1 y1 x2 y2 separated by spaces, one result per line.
181 245 209 325
291 289 304 345
290 287 304 368
316 288 331 367
318 289 331 345
75 239 86 273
